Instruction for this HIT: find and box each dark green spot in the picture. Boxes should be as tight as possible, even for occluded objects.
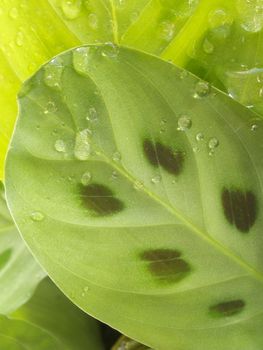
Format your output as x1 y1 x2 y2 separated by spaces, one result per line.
210 299 245 317
222 188 257 233
143 139 184 175
0 249 12 271
79 183 124 216
141 249 191 283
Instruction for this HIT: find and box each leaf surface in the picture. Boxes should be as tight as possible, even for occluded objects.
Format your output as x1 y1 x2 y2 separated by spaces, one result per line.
1 0 263 178
0 182 45 314
0 278 104 349
6 45 263 349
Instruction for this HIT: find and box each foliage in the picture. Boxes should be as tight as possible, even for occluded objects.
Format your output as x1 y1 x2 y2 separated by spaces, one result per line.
1 1 263 349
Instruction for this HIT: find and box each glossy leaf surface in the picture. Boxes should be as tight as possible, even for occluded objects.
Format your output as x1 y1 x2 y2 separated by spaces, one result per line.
0 182 45 314
6 45 263 349
1 0 263 179
0 278 103 349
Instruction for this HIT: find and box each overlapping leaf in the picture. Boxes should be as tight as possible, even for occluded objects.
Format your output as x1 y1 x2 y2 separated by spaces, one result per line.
0 182 45 314
6 45 263 349
1 0 263 179
1 278 104 349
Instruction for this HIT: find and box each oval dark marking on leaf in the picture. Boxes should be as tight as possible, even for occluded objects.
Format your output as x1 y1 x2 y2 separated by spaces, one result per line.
222 188 257 233
141 249 191 283
79 183 124 216
143 139 184 175
0 249 12 271
210 299 245 317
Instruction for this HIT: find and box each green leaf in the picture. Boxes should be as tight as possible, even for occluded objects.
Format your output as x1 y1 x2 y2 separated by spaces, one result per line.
0 182 46 314
0 278 104 349
6 45 263 349
1 1 262 179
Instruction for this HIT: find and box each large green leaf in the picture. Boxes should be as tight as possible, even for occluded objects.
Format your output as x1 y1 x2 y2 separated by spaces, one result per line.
0 182 45 314
1 278 104 349
1 0 262 179
6 45 263 349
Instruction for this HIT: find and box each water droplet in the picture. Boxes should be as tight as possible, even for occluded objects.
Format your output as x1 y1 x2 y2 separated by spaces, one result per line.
259 87 263 97
196 132 204 141
208 8 233 28
30 211 44 222
177 115 192 131
151 175 161 184
74 129 91 160
251 124 258 131
15 31 24 47
101 43 119 58
133 180 144 191
111 171 118 180
194 81 210 98
73 47 91 74
54 139 66 153
179 70 188 80
61 0 82 19
112 151 121 162
81 285 89 297
44 101 57 114
9 7 18 19
203 38 214 54
208 137 219 149
256 72 263 83
81 171 92 185
159 21 175 41
86 107 98 122
44 58 64 90
88 13 98 29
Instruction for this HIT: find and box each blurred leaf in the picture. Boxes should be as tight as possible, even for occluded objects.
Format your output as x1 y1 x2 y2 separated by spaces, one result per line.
0 182 45 314
1 278 104 349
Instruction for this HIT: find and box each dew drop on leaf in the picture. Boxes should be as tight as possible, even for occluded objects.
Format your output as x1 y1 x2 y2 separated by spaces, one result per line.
196 132 204 141
151 175 161 184
73 47 91 74
88 13 98 29
193 81 210 98
159 21 175 41
208 137 219 149
81 171 92 186
44 101 57 115
86 107 98 123
30 211 45 222
112 151 121 162
74 129 91 160
61 0 82 20
54 139 66 153
251 123 258 131
101 43 119 58
44 58 64 90
133 180 144 191
203 38 214 54
177 115 192 131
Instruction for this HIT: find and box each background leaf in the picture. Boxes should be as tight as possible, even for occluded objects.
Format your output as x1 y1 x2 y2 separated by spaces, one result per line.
0 182 45 314
6 45 263 349
1 0 262 179
0 278 104 349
